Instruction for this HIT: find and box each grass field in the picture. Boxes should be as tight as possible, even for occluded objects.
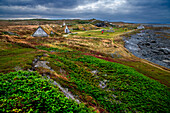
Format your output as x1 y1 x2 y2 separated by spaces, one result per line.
0 41 43 73
34 46 170 112
71 27 132 38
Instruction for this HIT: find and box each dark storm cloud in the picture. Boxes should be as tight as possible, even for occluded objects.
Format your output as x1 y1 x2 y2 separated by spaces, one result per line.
0 0 169 23
0 0 78 8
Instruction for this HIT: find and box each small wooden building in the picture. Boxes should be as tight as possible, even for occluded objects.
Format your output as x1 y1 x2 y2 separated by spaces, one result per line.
32 26 49 37
32 26 56 37
64 25 70 33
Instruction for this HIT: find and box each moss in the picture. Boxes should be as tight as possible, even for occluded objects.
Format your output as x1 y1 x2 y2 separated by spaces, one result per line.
0 42 43 73
115 60 170 87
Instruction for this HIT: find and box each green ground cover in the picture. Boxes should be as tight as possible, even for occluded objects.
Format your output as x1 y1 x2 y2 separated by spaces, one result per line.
118 60 170 87
37 46 170 112
72 28 131 38
0 71 94 113
0 41 42 73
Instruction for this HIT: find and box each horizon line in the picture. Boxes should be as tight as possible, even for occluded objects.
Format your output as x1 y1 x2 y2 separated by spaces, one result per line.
0 18 169 24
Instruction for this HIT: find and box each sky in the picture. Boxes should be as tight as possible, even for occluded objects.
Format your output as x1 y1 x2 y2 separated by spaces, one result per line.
0 0 170 23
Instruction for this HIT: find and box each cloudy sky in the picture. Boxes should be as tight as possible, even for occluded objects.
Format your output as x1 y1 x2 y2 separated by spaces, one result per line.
0 0 170 23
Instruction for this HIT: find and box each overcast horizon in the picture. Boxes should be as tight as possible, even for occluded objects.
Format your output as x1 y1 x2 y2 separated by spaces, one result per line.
0 0 170 24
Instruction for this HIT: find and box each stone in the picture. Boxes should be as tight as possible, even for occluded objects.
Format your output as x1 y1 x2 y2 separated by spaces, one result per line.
162 60 170 63
150 40 156 43
159 48 170 55
43 53 49 57
151 50 159 53
104 74 107 76
112 94 117 98
50 50 55 52
99 81 107 89
91 69 99 75
124 29 170 68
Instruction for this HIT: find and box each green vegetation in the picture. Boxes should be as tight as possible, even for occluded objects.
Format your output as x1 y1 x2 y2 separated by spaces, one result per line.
0 71 94 113
117 60 170 87
0 21 170 113
38 46 170 112
0 42 42 73
73 28 131 38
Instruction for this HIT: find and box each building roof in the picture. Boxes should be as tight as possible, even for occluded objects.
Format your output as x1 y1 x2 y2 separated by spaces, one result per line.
32 25 56 37
32 26 48 37
64 25 70 33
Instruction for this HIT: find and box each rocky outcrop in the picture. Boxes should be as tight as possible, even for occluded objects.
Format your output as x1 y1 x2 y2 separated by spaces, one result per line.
29 55 81 104
94 23 107 27
124 29 170 68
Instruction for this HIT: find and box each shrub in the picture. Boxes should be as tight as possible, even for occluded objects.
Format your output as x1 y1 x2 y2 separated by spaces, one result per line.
0 71 95 113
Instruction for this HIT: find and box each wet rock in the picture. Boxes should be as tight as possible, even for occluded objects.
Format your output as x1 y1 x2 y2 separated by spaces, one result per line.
151 50 159 53
145 43 151 46
150 40 156 43
163 60 170 63
159 48 170 55
124 29 170 68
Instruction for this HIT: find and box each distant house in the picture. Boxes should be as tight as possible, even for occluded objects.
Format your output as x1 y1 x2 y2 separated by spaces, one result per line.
32 26 48 37
137 25 145 29
63 22 66 26
64 25 70 33
32 26 55 37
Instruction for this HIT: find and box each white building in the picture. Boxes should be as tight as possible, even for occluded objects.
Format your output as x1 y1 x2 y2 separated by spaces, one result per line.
64 25 70 33
137 25 145 29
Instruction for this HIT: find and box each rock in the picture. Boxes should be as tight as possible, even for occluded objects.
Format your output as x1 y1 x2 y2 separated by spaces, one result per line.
162 60 170 63
14 66 22 71
103 79 107 82
91 69 99 75
151 50 159 53
43 53 49 57
50 50 55 52
112 94 117 98
150 40 156 43
104 74 107 76
145 43 150 46
34 61 50 69
99 81 107 89
159 48 170 55
27 69 33 72
106 30 115 32
95 23 106 27
124 29 170 68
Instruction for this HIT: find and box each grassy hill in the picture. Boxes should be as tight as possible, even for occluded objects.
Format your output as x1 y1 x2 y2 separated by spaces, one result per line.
0 20 170 112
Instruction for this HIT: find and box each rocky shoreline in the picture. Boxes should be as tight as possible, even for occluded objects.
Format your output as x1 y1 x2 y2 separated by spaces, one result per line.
124 29 170 68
